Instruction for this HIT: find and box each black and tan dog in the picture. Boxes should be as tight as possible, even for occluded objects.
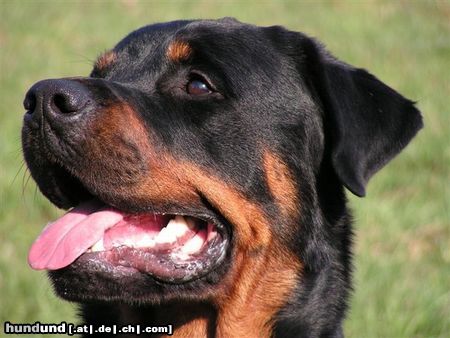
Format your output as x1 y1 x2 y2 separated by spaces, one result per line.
22 18 422 337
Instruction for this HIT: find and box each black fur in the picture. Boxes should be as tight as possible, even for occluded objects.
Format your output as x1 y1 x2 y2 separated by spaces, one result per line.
22 18 422 337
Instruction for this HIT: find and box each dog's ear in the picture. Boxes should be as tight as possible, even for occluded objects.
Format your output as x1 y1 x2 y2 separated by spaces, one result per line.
303 38 423 197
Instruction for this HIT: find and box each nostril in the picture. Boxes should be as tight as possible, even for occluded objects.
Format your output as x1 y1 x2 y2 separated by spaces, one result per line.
53 93 77 114
23 92 36 113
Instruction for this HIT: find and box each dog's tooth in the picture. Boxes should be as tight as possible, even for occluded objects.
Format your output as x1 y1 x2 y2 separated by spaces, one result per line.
166 216 190 237
181 229 206 254
135 234 155 248
91 238 104 252
155 225 177 244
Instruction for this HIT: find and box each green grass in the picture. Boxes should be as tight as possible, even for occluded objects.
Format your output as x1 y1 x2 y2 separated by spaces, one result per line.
1 1 449 337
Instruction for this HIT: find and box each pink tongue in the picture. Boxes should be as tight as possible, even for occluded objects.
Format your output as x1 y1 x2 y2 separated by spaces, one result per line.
28 200 124 270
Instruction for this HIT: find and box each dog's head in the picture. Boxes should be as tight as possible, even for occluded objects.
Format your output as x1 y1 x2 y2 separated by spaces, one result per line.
22 19 422 309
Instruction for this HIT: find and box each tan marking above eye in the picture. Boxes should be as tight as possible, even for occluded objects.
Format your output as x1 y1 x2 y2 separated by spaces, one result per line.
167 40 192 62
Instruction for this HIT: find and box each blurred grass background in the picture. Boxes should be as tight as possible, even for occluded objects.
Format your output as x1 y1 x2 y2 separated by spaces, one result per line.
1 1 449 337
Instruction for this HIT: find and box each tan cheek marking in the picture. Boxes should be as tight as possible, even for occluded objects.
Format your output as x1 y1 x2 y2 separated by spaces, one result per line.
77 102 152 189
88 103 149 161
94 50 117 72
93 102 149 150
167 40 192 62
264 150 299 218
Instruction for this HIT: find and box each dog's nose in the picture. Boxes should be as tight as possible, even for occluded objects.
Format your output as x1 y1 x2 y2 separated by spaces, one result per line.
24 79 91 124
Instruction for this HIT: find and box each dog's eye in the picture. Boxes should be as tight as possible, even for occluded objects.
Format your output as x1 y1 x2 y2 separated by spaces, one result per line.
186 77 212 96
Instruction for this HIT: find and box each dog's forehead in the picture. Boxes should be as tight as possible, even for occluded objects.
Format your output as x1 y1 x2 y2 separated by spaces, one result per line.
112 19 270 64
116 18 249 47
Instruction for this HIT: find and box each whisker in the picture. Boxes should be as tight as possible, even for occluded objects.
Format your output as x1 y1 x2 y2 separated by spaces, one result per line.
11 160 26 186
23 171 33 196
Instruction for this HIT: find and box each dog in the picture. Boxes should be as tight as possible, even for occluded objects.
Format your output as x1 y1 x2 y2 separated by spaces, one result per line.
22 18 423 337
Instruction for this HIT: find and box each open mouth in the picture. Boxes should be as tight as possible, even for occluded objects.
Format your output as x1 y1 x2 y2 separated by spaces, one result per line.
27 165 229 284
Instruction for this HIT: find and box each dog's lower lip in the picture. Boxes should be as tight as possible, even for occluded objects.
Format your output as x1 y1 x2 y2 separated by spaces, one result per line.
79 233 227 283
